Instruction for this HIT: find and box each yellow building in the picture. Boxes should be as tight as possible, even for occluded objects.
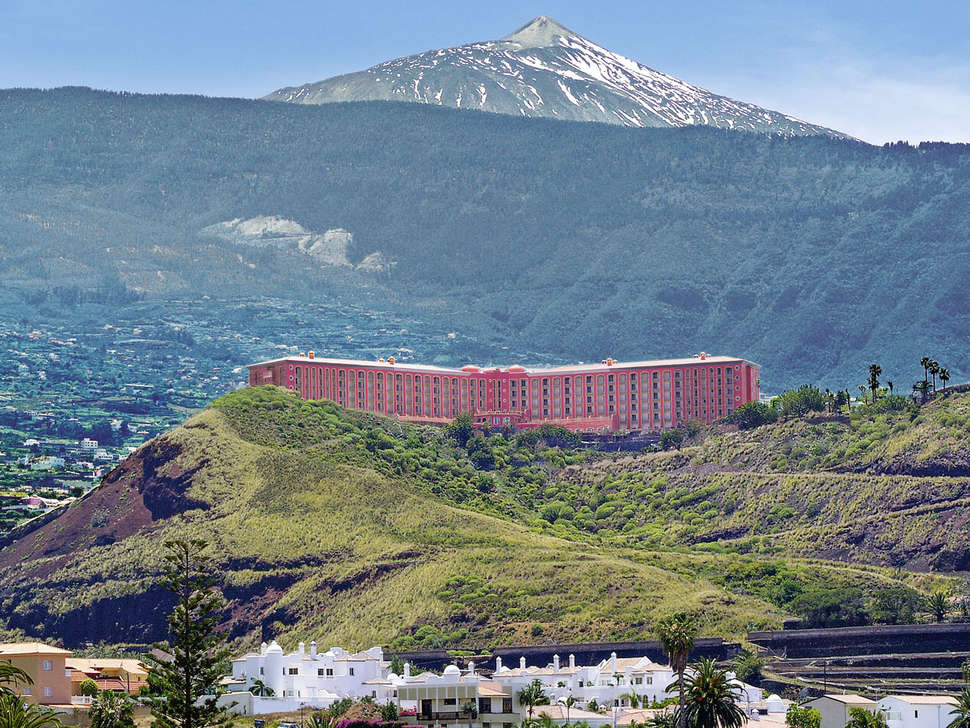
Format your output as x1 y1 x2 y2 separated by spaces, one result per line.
66 658 150 695
0 642 73 706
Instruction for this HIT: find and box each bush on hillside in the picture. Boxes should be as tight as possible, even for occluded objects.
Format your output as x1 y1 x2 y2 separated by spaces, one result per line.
730 401 779 429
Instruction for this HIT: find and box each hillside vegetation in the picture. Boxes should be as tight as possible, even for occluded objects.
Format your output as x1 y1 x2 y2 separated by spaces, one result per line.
2 88 970 388
3 386 967 649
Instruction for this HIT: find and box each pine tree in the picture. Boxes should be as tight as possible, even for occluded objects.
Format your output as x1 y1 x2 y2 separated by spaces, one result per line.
145 539 233 728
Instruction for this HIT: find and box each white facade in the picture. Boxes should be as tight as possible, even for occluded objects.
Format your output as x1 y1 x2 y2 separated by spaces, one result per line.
226 641 389 714
806 695 879 728
490 652 761 712
878 696 958 728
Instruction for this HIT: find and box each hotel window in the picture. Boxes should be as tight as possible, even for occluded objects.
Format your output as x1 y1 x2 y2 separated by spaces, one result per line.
42 660 52 671
44 687 52 697
503 699 513 714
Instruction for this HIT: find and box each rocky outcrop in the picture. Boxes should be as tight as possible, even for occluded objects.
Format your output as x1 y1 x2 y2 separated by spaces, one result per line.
200 216 393 272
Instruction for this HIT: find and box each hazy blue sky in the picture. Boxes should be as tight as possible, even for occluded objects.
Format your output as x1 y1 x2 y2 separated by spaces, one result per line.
2 0 967 144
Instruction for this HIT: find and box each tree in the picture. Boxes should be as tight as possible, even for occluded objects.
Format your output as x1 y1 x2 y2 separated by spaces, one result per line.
869 585 920 624
949 688 970 728
929 360 940 391
380 702 399 722
961 658 970 685
731 648 764 682
647 712 677 728
886 380 894 395
461 699 477 728
557 695 578 724
845 707 887 728
659 429 685 450
731 401 777 430
940 368 951 391
926 591 949 622
868 364 882 404
388 655 404 677
518 679 549 721
445 412 475 447
248 680 273 697
623 691 642 708
921 357 932 386
0 693 62 728
786 705 821 728
145 539 233 728
79 679 99 697
90 690 135 728
913 380 930 403
655 612 699 728
677 657 746 728
0 665 32 696
788 587 869 628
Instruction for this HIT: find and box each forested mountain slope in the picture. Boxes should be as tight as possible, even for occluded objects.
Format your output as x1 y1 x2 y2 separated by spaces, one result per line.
0 386 961 649
2 88 970 389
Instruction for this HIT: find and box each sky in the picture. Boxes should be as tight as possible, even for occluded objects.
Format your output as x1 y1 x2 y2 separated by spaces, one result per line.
1 0 967 144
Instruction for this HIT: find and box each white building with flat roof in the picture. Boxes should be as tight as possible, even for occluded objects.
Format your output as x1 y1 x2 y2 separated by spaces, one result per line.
878 695 958 728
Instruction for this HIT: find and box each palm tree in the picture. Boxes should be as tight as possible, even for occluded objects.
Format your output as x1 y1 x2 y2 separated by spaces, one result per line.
913 380 930 403
517 679 549 722
678 658 746 728
858 385 868 404
926 591 949 622
558 695 578 724
961 657 970 685
846 707 888 728
949 688 970 728
921 356 932 386
655 611 699 728
90 690 134 728
887 380 894 395
868 364 882 404
0 665 33 696
249 679 274 697
0 693 63 728
940 368 951 391
647 712 677 728
622 691 642 708
461 699 478 728
929 361 940 392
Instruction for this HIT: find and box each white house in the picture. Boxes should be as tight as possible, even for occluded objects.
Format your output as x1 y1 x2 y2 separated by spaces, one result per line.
489 652 760 713
805 695 879 728
878 695 958 728
222 641 388 714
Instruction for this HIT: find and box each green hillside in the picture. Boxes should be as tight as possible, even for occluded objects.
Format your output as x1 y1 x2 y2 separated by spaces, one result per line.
2 88 970 389
2 386 964 650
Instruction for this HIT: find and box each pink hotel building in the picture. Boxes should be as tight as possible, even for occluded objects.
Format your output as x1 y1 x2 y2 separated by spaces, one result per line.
247 352 760 432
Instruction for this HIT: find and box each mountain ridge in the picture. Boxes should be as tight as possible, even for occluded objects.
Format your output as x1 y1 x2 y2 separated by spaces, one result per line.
264 16 849 138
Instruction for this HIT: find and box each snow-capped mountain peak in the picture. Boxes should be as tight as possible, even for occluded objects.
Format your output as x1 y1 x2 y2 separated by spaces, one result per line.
264 18 848 138
500 16 577 48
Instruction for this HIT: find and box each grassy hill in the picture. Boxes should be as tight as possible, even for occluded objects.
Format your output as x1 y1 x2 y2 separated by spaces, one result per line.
2 386 966 650
3 87 970 389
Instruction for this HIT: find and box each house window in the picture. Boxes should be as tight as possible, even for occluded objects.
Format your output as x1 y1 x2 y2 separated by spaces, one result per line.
349 667 354 676
260 667 264 675
318 669 326 676
42 660 52 671
502 698 513 714
22 687 31 696
289 667 299 675
44 687 52 697
479 698 491 714
444 698 457 706
326 668 334 677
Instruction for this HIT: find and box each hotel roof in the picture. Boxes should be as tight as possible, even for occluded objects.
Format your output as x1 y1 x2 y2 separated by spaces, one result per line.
248 354 757 375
